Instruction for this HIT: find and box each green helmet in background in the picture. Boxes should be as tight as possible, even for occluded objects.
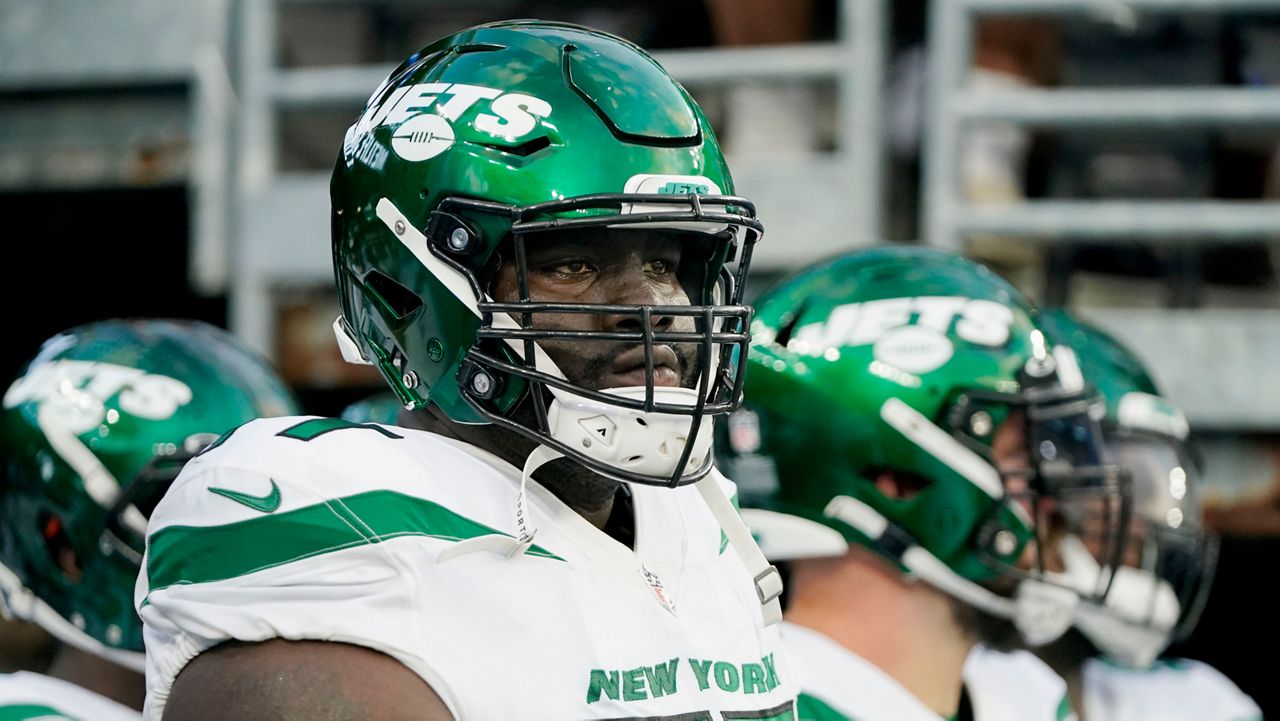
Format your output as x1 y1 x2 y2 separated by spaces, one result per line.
732 247 1128 645
1038 309 1216 668
340 391 403 426
0 319 299 670
331 20 761 488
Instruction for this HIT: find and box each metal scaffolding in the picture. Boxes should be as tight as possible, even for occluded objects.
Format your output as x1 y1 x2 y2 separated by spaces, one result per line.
230 0 889 362
923 0 1280 428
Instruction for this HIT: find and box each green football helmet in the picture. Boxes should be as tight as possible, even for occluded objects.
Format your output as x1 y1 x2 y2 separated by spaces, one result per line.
340 391 403 426
0 319 299 671
732 247 1129 644
1038 309 1216 668
331 20 761 488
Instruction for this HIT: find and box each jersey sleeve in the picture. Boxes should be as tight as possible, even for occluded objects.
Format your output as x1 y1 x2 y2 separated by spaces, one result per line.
136 416 468 721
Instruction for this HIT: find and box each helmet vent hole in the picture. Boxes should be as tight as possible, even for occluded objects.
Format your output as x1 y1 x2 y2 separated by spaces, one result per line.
452 42 505 56
636 418 648 427
869 468 933 502
38 513 81 581
773 299 811 349
476 135 551 157
625 455 644 465
364 270 423 321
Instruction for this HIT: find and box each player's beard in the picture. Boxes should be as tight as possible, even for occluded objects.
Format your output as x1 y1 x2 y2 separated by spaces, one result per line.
536 338 701 392
947 593 1024 653
1033 626 1098 669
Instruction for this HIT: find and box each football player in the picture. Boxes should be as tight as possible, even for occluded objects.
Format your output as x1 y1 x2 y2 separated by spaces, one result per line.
728 247 1130 720
138 20 794 721
1030 310 1260 721
0 319 298 720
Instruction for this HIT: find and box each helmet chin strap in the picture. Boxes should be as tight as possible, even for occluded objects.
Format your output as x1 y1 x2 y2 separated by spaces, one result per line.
435 443 783 626
824 495 1078 645
867 398 1074 643
1051 534 1179 668
695 478 783 627
437 445 560 563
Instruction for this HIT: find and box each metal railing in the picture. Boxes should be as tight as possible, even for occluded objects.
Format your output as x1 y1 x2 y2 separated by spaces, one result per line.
229 0 889 358
925 0 1280 247
923 0 1280 428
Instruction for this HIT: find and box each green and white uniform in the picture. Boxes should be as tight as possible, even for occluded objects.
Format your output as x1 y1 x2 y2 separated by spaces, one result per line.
964 644 1076 721
784 622 942 721
1080 657 1261 721
137 416 795 721
0 672 140 721
785 623 1072 721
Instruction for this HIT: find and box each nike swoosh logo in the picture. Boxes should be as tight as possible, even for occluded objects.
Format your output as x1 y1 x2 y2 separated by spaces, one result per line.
208 479 281 513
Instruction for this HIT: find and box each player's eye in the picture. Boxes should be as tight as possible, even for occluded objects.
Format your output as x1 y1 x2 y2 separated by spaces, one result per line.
644 258 677 275
550 260 594 277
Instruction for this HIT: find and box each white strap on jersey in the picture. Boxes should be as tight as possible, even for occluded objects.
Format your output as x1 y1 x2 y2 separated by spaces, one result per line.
436 445 560 563
695 478 783 626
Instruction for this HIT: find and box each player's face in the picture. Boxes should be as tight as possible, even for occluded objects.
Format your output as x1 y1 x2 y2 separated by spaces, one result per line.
992 410 1131 578
491 230 702 392
991 409 1029 487
990 410 1070 573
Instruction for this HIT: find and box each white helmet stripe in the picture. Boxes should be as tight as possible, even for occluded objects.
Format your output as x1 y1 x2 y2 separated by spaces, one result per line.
37 403 120 508
379 197 482 318
880 397 1004 499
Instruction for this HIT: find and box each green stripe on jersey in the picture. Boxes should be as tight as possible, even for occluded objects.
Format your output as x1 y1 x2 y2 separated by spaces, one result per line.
795 693 857 721
0 704 79 720
1056 694 1077 721
276 417 401 441
147 489 564 594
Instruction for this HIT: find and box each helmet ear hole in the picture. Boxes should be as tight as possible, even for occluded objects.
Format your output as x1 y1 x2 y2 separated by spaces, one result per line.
869 468 933 502
363 270 424 322
39 514 81 582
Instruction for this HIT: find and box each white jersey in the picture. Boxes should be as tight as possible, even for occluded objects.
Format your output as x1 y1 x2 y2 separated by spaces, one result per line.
964 644 1076 721
1081 657 1261 721
0 671 140 721
784 623 1073 721
137 416 795 721
781 621 943 721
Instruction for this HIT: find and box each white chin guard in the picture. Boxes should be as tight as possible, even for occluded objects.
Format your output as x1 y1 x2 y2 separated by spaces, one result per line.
1075 565 1180 668
547 385 713 481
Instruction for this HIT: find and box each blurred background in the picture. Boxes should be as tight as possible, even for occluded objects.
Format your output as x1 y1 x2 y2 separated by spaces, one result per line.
2 0 1279 713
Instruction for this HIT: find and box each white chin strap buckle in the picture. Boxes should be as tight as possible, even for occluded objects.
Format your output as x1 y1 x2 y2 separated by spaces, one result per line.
547 386 713 480
755 567 785 607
